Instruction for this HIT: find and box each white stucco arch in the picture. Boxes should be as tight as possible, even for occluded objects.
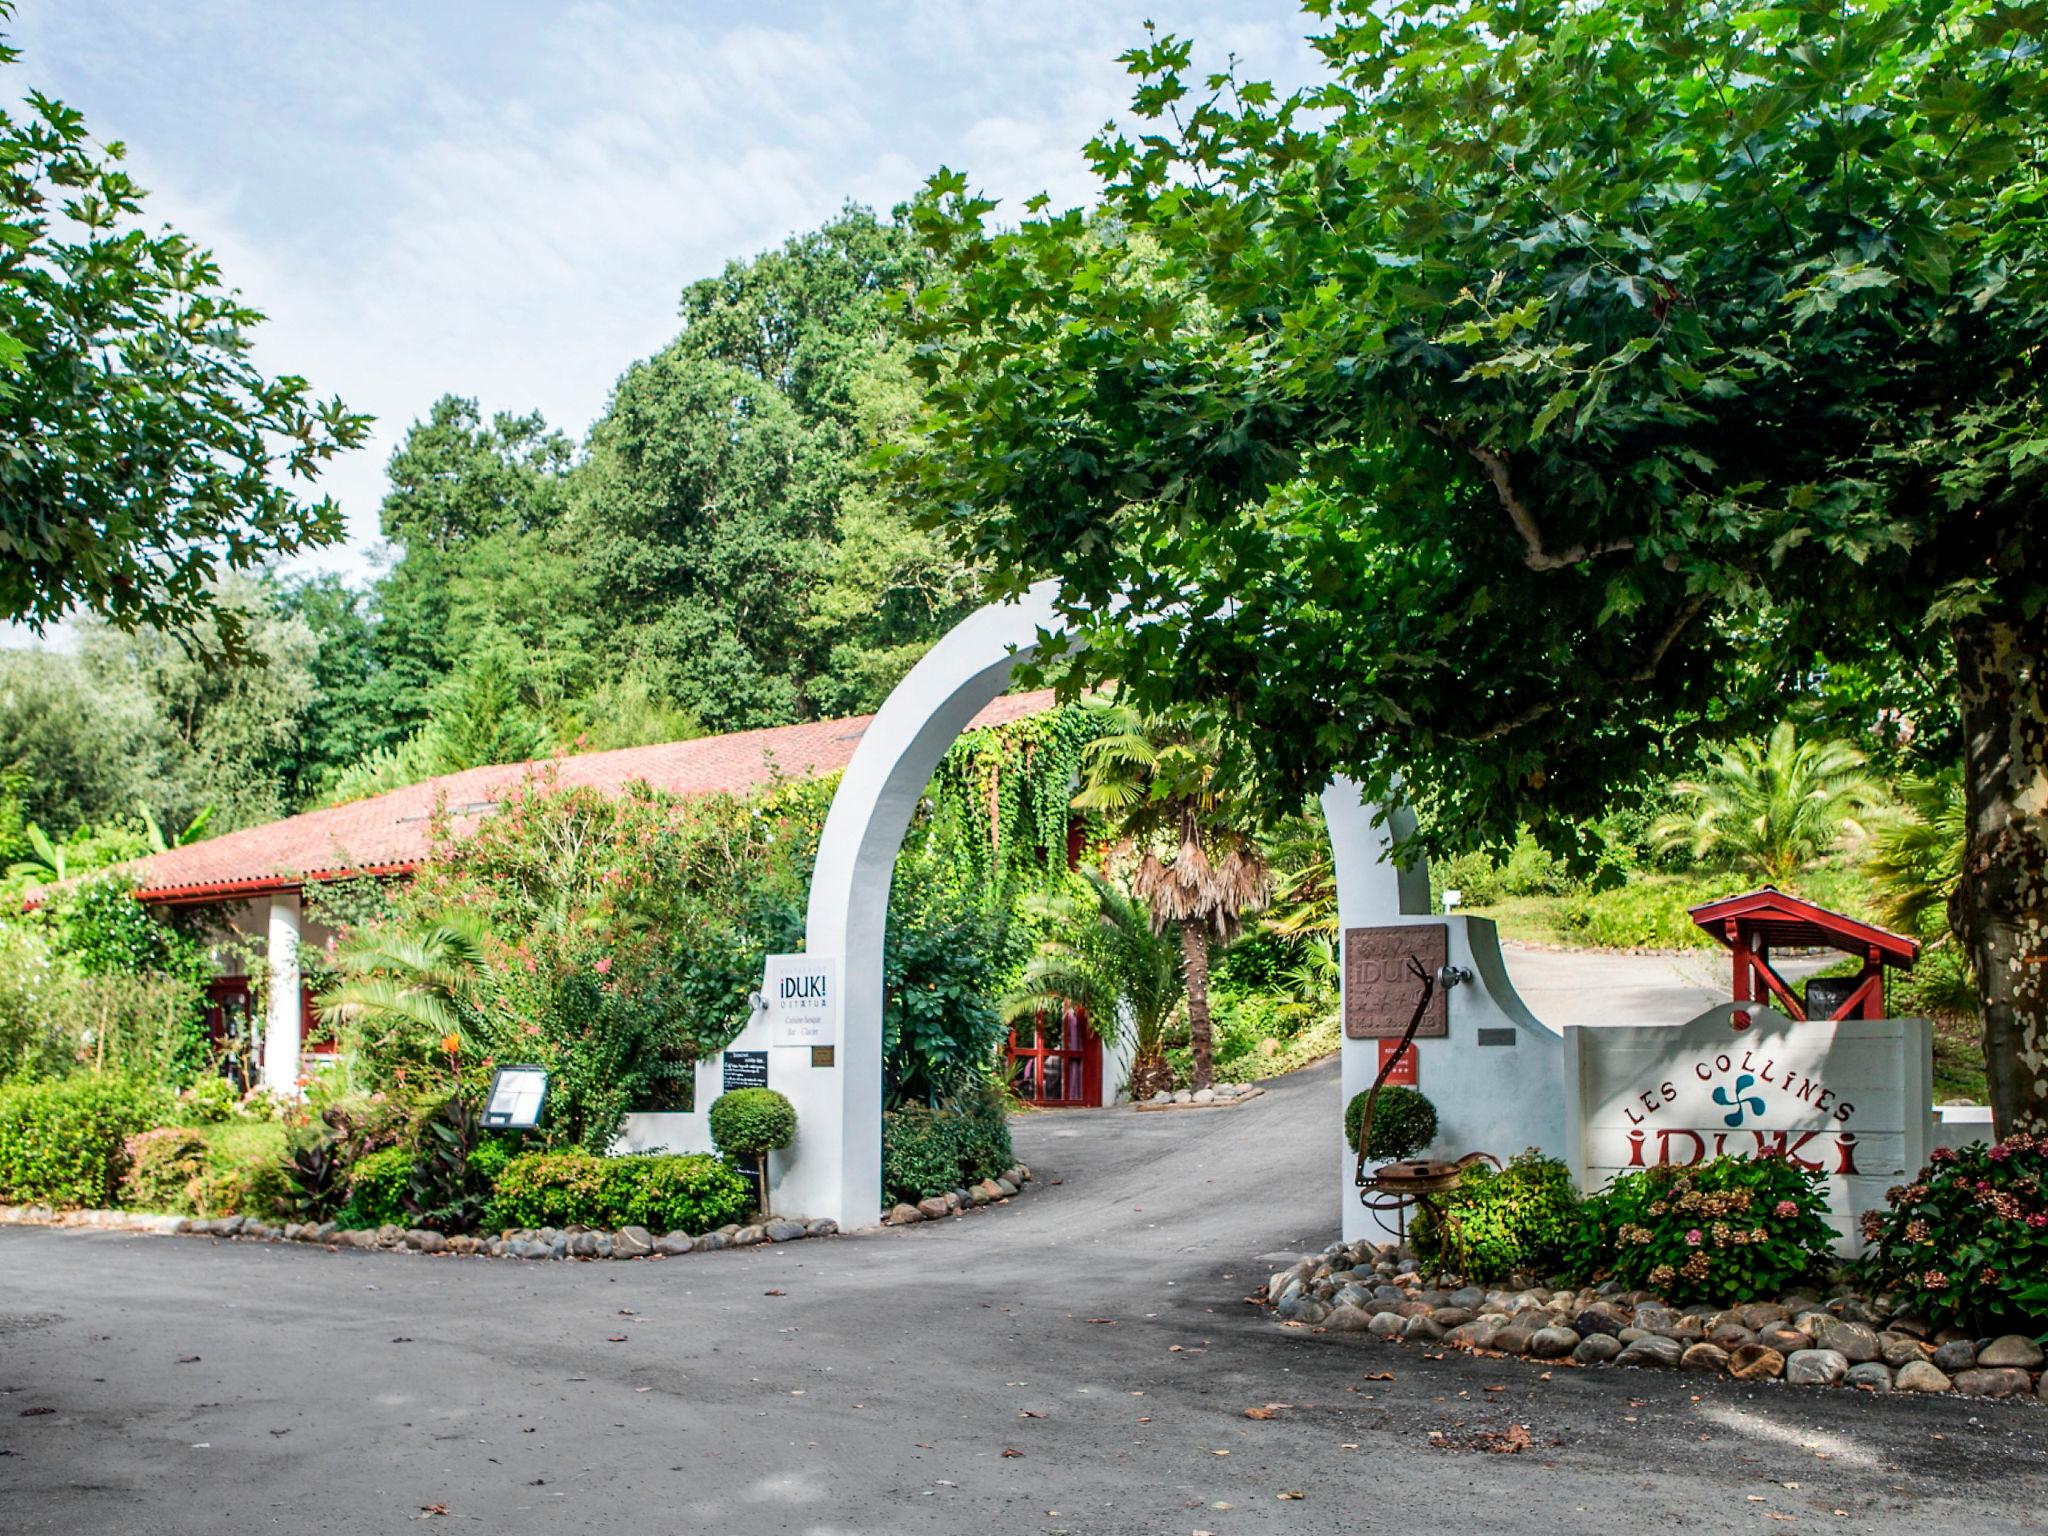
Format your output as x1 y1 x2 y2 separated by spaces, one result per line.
760 580 1573 1232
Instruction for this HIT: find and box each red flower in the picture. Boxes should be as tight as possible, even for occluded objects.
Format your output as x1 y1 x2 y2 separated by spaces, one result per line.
595 956 613 975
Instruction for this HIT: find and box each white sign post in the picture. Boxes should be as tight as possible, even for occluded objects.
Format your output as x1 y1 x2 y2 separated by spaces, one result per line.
1564 1005 1933 1255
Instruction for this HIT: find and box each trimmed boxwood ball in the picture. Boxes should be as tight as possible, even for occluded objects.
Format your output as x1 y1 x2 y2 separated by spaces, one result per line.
709 1088 797 1157
1345 1086 1438 1161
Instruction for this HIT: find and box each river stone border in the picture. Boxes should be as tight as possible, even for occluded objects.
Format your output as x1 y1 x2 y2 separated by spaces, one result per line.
883 1163 1033 1225
1265 1238 2048 1405
1137 1083 1263 1111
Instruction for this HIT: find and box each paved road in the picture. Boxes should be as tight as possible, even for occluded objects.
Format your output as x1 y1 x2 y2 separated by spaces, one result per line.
1497 940 1831 1031
3 1059 2042 1535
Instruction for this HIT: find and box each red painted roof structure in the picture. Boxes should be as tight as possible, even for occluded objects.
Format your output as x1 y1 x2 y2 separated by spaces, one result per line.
1689 885 1919 1024
102 689 1058 907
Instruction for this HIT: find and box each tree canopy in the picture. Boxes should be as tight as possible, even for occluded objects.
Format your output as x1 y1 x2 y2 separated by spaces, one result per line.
898 0 2047 1127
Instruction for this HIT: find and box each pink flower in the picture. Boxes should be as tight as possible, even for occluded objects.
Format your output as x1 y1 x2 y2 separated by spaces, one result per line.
1988 1144 2012 1163
1774 1200 1799 1218
595 956 613 975
1684 1228 1703 1246
1930 1146 1957 1164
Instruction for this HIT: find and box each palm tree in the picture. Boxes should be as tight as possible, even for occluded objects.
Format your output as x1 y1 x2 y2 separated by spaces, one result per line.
315 915 489 1081
1866 767 1967 937
1002 872 1185 1100
1072 698 1269 1091
1652 722 1883 885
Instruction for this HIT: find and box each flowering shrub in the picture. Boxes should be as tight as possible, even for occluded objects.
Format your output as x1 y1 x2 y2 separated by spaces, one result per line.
118 1126 208 1211
1567 1154 1837 1305
1860 1132 2048 1333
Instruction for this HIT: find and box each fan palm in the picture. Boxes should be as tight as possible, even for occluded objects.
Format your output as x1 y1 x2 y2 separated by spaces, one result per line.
1866 768 1967 938
1002 872 1185 1100
316 914 490 1077
1072 697 1270 1090
1652 722 1883 885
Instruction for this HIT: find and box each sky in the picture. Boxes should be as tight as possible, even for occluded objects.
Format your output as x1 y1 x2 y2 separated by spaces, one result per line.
13 1 1327 600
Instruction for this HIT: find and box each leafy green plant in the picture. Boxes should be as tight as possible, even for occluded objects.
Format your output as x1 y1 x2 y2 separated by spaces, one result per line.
176 1076 240 1125
484 1150 751 1234
1859 1132 2048 1335
708 1088 797 1157
1417 1152 1580 1283
881 1086 1015 1204
0 1075 168 1207
117 1126 207 1212
405 1094 492 1233
1345 1086 1437 1162
1569 1154 1837 1306
1652 724 1884 884
337 1145 415 1230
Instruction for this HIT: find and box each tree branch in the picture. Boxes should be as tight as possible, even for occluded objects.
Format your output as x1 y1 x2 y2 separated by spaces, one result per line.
1459 594 1708 744
1423 419 1634 571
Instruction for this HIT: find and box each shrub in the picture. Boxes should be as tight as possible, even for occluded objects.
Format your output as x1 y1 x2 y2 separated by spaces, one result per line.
118 1126 207 1212
881 1090 1014 1204
485 1150 752 1234
709 1088 797 1157
176 1076 239 1125
1418 1152 1581 1282
1568 1154 1837 1305
406 1095 492 1233
1345 1086 1438 1161
338 1145 415 1229
1860 1132 2048 1334
0 1074 168 1207
193 1155 292 1221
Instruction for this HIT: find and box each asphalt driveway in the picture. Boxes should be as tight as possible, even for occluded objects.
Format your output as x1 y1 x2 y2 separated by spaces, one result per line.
2 1057 2042 1534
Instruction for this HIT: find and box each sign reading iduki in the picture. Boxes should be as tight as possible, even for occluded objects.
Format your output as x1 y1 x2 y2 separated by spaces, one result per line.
1564 1007 1933 1255
762 954 840 1050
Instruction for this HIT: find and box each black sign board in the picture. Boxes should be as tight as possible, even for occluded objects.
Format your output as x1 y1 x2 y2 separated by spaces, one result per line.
722 1050 769 1091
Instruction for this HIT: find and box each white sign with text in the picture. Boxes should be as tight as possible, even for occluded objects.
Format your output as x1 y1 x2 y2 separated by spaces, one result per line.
1564 1006 1933 1255
762 953 841 1050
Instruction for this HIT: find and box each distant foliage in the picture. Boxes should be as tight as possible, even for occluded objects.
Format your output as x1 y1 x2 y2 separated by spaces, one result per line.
117 1126 208 1212
1653 724 1883 884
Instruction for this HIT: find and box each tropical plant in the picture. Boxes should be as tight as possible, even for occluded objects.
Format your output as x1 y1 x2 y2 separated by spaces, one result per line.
1867 767 1968 939
1003 871 1185 1101
1651 724 1884 885
138 802 213 853
1071 698 1269 1090
315 916 488 1088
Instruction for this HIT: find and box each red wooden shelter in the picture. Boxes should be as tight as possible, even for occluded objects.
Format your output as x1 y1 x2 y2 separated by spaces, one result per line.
1689 886 1919 1027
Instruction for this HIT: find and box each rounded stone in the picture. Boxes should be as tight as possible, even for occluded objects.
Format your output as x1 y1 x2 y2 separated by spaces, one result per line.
1930 1339 1977 1375
1573 1334 1623 1365
1680 1342 1731 1373
1785 1348 1849 1387
1812 1318 1881 1364
1708 1323 1758 1351
1323 1305 1376 1333
1404 1315 1446 1342
1445 1320 1501 1349
1844 1362 1894 1392
1977 1334 2046 1370
1727 1344 1786 1381
1367 1311 1407 1338
1879 1332 1929 1369
1528 1326 1580 1359
1289 1298 1331 1326
613 1225 654 1257
1617 1335 1684 1369
1757 1324 1810 1354
1951 1367 2033 1398
1894 1360 1952 1393
1574 1306 1626 1338
762 1218 808 1243
887 1204 923 1226
916 1196 951 1221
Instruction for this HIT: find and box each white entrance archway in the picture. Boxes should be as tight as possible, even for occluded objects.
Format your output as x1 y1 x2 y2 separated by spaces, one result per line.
750 581 1560 1233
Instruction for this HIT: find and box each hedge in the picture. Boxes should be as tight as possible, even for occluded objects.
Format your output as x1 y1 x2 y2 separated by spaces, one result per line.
486 1151 753 1234
0 1075 169 1208
881 1095 1014 1205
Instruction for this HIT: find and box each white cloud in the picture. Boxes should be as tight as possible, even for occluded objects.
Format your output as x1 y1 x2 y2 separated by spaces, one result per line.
9 0 1325 598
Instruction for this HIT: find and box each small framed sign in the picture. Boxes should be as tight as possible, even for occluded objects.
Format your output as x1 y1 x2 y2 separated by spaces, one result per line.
1377 1037 1419 1086
722 1050 769 1091
483 1064 549 1130
762 953 840 1048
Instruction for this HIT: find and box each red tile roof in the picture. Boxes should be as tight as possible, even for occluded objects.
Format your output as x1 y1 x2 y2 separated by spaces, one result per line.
117 689 1059 905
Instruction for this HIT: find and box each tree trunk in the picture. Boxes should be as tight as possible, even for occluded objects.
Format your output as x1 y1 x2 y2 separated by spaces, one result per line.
1952 610 2048 1136
1179 917 1214 1091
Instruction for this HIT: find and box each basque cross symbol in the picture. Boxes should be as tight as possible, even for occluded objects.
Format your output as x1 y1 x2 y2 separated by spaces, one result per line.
1712 1072 1768 1128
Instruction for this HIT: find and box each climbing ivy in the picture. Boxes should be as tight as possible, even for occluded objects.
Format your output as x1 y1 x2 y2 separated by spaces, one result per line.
926 705 1102 891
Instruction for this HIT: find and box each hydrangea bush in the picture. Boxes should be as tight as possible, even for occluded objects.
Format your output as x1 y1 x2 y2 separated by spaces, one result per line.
1416 1151 1579 1281
1567 1153 1837 1305
1860 1132 2048 1334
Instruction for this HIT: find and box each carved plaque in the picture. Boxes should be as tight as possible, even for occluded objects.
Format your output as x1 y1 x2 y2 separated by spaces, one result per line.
1343 924 1449 1039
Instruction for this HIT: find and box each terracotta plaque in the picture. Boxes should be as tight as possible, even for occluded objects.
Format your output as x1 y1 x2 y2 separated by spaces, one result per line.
1343 924 1448 1039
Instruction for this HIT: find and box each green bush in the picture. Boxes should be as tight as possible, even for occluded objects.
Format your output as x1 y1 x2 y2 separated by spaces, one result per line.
485 1150 752 1234
1860 1131 2048 1334
1345 1086 1438 1161
337 1145 415 1229
0 1074 168 1207
176 1076 240 1125
881 1090 1014 1204
118 1126 207 1211
708 1088 797 1157
193 1155 292 1221
1417 1151 1581 1282
1568 1153 1837 1305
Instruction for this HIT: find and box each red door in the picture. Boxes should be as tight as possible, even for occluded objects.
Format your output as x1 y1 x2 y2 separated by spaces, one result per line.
1007 1005 1101 1107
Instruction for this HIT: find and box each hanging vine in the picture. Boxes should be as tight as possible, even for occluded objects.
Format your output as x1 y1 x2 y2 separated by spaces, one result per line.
925 704 1104 891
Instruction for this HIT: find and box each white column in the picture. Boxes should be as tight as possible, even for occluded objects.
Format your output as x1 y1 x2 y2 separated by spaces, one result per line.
263 890 303 1098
